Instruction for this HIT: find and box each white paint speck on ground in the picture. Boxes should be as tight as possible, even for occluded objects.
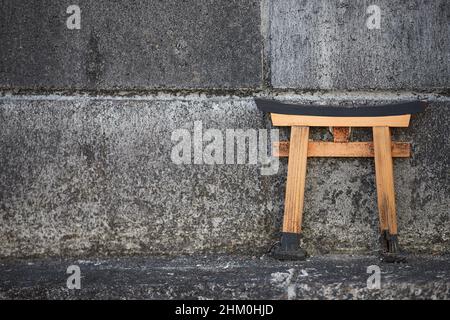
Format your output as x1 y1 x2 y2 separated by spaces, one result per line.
271 268 297 300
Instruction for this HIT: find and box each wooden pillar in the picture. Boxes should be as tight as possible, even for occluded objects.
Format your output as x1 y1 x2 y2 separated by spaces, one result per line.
373 126 398 236
282 126 310 234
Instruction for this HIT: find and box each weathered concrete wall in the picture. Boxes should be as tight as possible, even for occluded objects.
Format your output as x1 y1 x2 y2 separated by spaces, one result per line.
0 96 448 258
0 0 261 90
0 1 449 258
270 0 450 90
0 97 275 257
2 0 449 91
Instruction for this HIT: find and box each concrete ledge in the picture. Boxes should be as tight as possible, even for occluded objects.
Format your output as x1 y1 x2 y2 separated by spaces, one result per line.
1 255 449 299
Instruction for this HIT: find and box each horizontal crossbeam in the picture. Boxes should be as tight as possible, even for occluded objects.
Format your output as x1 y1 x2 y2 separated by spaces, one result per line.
270 114 411 127
274 141 410 158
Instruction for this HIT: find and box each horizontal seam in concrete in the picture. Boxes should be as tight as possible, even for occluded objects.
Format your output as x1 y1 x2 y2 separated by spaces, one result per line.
1 91 450 102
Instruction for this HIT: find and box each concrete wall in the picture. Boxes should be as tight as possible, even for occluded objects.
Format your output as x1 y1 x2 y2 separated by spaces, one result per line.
0 96 448 257
1 1 448 91
269 0 450 90
0 97 274 257
0 0 261 90
0 1 449 258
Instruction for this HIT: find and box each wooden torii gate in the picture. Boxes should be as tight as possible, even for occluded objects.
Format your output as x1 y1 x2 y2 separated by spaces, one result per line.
256 99 426 262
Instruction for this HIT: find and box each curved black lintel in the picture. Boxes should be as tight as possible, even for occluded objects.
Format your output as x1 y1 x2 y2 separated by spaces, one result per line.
255 99 427 117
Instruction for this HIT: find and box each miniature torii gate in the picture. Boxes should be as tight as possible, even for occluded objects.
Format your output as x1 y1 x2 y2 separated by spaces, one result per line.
255 99 426 262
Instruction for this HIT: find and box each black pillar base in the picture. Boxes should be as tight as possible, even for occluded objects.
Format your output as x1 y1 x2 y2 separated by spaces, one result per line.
380 231 406 263
271 232 307 261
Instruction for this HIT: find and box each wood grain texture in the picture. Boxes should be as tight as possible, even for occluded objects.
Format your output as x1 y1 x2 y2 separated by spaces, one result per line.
373 127 398 234
271 113 411 127
282 126 309 234
332 127 351 143
274 141 411 158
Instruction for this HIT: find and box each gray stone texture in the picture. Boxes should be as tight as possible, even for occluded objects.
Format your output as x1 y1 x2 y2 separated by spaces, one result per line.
0 0 262 90
1 255 449 299
0 97 448 258
270 0 450 90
